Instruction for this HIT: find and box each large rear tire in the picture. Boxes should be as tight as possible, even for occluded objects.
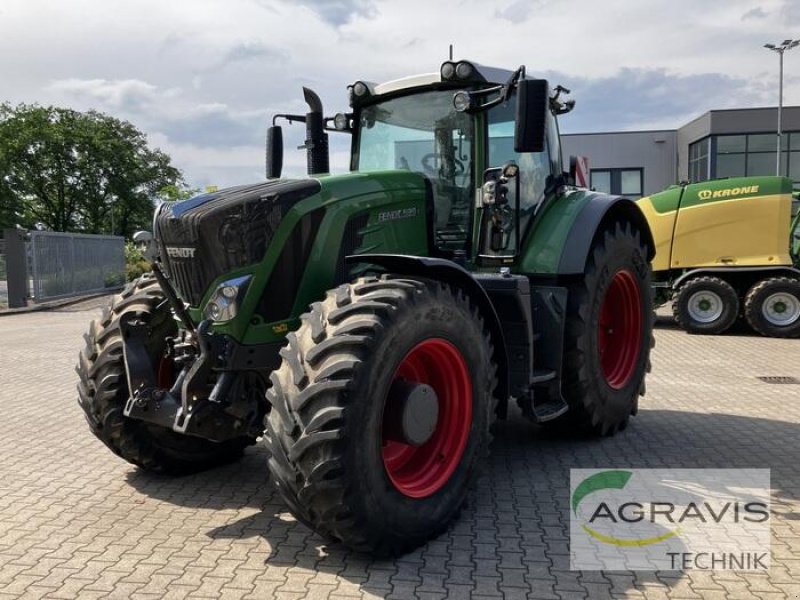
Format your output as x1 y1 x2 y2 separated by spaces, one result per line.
76 274 253 474
263 275 496 556
744 277 800 338
560 220 653 436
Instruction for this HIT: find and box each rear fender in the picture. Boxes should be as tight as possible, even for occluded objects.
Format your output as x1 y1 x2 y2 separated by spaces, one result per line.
558 194 656 275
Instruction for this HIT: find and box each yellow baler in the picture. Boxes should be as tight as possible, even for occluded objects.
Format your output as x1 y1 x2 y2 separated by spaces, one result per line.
637 176 800 337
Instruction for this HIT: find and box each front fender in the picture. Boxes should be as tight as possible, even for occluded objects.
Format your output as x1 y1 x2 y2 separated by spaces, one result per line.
346 254 511 407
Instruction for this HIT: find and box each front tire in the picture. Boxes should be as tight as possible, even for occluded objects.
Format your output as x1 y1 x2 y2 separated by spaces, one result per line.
76 274 252 474
744 277 800 338
560 220 653 436
673 276 739 335
263 276 496 556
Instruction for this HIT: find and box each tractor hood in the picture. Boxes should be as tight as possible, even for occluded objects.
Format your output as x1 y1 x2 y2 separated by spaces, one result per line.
154 179 321 305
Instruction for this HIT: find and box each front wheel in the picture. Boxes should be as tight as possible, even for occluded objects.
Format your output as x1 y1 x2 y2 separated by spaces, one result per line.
76 274 254 474
560 220 653 436
744 277 800 338
263 276 496 556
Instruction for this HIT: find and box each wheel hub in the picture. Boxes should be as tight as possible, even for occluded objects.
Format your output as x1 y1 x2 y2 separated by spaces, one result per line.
383 380 439 446
687 290 723 323
762 292 800 326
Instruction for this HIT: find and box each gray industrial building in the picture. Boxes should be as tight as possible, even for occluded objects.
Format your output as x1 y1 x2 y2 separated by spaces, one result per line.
560 106 800 197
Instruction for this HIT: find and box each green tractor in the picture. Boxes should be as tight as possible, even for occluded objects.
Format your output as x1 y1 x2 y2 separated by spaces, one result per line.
77 60 655 555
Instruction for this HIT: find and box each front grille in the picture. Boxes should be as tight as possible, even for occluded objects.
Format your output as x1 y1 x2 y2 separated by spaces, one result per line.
168 259 207 306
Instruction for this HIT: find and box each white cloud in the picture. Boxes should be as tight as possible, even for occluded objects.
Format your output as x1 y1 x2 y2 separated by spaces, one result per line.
2 0 799 187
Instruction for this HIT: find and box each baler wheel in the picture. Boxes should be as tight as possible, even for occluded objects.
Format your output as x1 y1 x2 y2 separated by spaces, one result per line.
673 276 739 335
744 277 800 338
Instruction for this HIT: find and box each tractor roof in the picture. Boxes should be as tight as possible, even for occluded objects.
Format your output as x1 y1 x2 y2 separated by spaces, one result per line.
353 61 518 100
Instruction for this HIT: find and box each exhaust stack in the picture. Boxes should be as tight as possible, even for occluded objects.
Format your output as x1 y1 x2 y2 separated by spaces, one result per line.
303 87 329 175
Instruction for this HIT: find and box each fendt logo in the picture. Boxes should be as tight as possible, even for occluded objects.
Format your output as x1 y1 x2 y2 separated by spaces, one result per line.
166 246 196 259
697 185 760 201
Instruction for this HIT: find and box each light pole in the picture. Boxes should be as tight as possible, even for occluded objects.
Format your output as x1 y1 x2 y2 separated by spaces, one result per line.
764 39 800 175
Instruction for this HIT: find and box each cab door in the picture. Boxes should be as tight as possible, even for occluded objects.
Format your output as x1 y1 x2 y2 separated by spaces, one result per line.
477 100 556 262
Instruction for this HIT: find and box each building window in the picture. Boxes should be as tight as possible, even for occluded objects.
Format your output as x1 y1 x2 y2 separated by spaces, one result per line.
711 132 798 182
689 138 710 182
590 168 643 198
591 170 611 194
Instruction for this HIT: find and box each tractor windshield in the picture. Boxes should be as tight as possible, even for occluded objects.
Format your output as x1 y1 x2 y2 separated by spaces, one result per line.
357 91 474 251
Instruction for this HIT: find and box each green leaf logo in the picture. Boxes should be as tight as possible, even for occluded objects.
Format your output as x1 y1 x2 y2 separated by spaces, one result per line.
572 470 633 515
573 470 680 547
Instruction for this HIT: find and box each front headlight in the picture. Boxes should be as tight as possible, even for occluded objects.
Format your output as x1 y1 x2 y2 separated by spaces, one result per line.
204 275 252 323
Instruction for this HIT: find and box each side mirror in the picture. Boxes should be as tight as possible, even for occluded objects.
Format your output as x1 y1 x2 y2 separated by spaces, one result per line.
132 230 156 261
514 79 548 153
132 231 152 244
266 125 283 179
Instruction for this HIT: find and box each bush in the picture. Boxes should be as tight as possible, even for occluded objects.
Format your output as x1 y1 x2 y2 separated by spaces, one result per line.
125 241 150 281
104 272 126 288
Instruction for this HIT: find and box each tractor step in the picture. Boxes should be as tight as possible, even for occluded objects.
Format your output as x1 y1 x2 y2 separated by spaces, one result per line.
531 398 569 422
528 370 567 422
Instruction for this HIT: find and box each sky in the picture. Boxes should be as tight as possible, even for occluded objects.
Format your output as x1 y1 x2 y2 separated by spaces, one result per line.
1 0 799 189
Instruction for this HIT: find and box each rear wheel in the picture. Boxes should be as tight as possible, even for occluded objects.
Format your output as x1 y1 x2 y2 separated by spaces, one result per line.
76 274 253 474
673 276 739 335
560 220 653 436
263 275 496 555
744 277 800 338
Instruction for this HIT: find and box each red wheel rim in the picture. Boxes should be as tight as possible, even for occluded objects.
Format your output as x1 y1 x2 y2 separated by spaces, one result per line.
382 338 472 499
598 270 642 390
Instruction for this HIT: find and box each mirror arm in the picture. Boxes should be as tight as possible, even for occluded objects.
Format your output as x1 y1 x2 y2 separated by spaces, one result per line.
464 66 527 113
501 65 526 102
272 113 307 126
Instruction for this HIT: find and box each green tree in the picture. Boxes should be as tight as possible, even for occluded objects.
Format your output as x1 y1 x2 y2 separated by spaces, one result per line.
0 103 184 236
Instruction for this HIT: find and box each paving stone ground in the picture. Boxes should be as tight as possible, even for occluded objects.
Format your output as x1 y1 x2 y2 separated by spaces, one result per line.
0 297 799 599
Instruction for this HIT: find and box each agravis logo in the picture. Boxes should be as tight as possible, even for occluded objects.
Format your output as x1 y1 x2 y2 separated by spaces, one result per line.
570 469 771 571
572 470 768 548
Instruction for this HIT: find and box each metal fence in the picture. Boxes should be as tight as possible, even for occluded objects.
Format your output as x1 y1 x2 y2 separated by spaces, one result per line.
0 239 7 306
28 231 125 302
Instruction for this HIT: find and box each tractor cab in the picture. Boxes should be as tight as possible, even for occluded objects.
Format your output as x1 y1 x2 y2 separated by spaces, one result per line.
267 60 573 265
